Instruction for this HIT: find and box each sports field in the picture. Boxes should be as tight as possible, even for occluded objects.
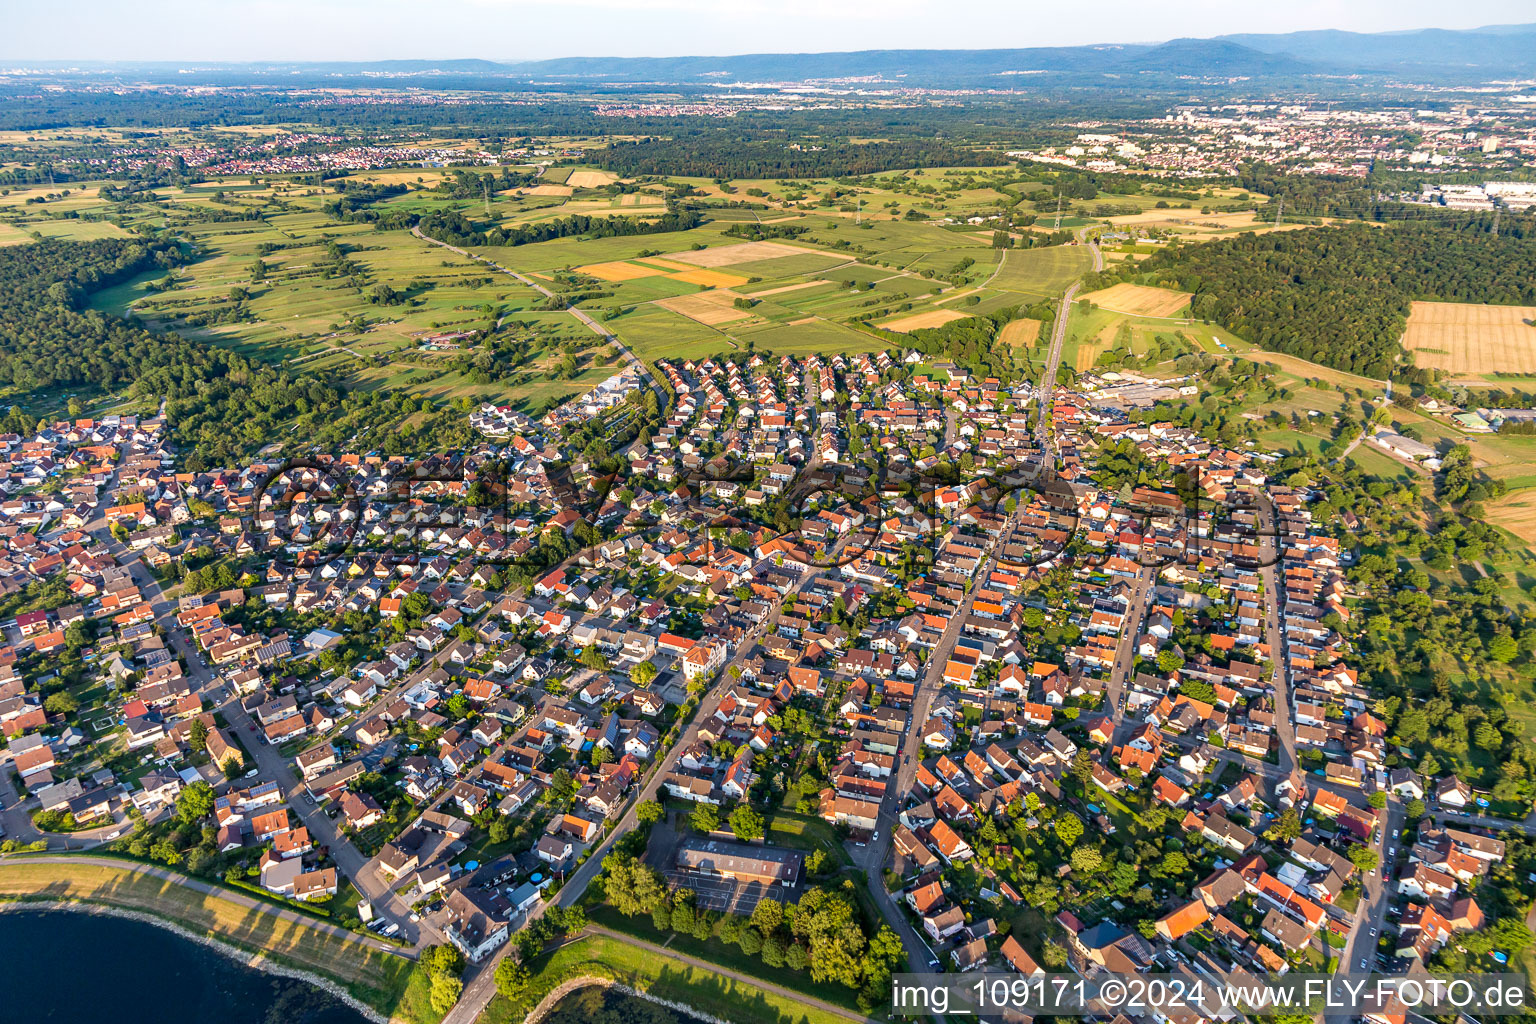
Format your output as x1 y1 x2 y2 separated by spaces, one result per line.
1078 282 1192 317
1400 300 1536 374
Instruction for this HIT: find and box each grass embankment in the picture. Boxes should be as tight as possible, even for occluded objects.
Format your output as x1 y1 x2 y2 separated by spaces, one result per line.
0 857 421 1018
584 904 865 1011
480 933 852 1024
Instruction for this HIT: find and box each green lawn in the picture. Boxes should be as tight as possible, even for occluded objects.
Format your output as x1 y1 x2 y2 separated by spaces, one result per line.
582 905 865 1012
479 933 853 1024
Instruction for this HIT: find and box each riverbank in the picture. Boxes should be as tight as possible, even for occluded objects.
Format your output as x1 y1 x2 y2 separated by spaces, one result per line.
0 855 423 1020
0 900 388 1023
479 933 859 1024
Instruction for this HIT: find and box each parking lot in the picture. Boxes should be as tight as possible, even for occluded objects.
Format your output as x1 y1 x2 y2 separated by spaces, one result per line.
666 867 799 913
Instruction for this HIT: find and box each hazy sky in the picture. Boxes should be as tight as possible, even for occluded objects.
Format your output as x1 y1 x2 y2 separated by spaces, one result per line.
5 0 1533 62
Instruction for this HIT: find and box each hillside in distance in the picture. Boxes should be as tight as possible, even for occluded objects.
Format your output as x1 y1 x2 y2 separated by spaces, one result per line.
1217 23 1536 72
20 23 1535 89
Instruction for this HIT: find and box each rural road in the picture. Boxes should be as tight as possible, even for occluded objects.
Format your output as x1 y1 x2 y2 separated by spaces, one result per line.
1034 279 1082 459
411 225 668 413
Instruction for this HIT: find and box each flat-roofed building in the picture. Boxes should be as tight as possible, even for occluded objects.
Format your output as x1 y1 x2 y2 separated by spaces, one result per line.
675 838 804 887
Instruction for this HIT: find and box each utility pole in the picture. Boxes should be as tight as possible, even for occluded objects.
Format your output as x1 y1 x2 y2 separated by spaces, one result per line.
1491 206 1501 238
1053 193 1064 231
856 196 862 226
483 178 492 218
1274 197 1284 229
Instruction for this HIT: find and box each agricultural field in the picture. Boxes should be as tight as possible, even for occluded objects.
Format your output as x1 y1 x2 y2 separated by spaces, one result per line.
989 245 1093 298
1400 300 1536 374
0 160 1137 416
876 309 971 332
1487 490 1536 547
1078 282 1192 318
999 318 1042 347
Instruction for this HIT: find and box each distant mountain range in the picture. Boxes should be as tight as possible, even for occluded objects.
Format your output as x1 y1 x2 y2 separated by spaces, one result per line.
24 23 1536 88
486 24 1535 83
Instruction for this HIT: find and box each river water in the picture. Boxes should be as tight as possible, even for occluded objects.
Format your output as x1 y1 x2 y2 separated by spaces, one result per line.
0 909 369 1024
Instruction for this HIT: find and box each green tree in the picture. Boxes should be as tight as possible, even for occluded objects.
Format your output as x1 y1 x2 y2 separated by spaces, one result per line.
636 800 664 826
429 973 463 1013
1489 634 1520 664
750 897 783 935
494 958 529 996
1348 845 1380 872
176 781 215 824
1070 845 1103 874
603 857 668 917
728 805 765 842
1265 807 1303 843
1055 812 1083 847
43 691 78 716
690 803 720 834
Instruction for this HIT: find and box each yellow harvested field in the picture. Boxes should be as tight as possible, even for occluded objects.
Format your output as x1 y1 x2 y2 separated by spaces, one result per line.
635 257 700 272
746 279 831 297
665 241 823 267
656 289 754 326
999 318 1042 347
1401 300 1536 374
519 184 573 197
0 223 34 246
568 169 619 188
340 169 439 185
1076 319 1124 372
1487 490 1536 546
879 309 972 333
788 317 818 326
1079 283 1192 317
579 260 667 282
668 268 750 288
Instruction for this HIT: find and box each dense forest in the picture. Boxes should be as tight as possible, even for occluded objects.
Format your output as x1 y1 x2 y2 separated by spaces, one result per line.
414 206 705 249
0 239 474 466
1082 223 1536 378
593 137 1005 179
